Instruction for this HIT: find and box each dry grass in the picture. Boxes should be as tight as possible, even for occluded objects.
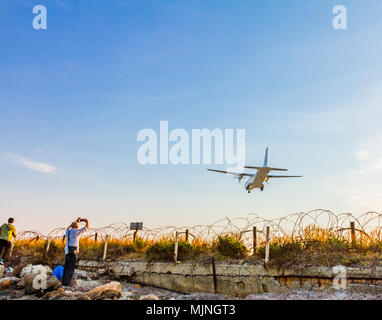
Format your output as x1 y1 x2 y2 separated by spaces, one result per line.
253 226 382 268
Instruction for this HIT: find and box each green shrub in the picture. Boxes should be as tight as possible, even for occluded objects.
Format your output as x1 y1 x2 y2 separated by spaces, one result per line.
215 236 247 259
327 237 349 250
133 238 148 251
146 241 174 261
261 242 303 267
145 240 203 261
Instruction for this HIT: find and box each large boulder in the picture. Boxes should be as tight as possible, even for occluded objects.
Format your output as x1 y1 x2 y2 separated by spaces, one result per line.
84 281 122 300
73 279 106 291
0 277 20 290
19 264 54 295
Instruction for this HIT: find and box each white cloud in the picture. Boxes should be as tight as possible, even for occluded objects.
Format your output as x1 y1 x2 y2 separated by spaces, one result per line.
356 150 371 161
326 134 382 211
6 153 56 174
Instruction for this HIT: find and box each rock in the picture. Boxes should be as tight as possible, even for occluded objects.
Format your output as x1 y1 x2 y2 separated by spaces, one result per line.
42 290 61 300
140 294 159 300
73 279 106 290
74 269 91 280
0 277 20 290
19 264 53 295
121 290 134 299
0 265 4 278
42 288 67 300
46 275 61 291
9 290 25 299
49 290 92 301
88 272 101 280
0 280 12 290
72 292 91 300
84 281 122 300
17 295 40 300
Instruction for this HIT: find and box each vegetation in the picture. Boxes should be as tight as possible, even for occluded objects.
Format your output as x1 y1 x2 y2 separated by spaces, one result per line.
8 226 382 268
215 235 248 259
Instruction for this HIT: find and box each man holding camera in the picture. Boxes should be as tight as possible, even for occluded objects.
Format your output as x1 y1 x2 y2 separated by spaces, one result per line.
62 217 89 286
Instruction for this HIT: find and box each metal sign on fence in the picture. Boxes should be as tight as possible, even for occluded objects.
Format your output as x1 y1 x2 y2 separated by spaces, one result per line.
130 222 143 230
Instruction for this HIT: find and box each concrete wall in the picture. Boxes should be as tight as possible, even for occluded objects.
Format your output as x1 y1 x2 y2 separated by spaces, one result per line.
77 260 382 297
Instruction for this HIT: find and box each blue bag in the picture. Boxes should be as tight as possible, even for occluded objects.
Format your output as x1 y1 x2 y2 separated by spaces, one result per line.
53 265 64 281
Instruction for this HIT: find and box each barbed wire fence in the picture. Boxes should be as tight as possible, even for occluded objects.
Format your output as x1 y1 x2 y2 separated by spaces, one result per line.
15 209 382 250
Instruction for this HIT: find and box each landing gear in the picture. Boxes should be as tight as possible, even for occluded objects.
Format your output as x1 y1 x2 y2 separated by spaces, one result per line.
248 190 250 194
260 186 264 191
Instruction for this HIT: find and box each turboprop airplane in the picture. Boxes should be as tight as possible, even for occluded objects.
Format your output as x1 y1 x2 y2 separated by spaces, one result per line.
207 147 302 193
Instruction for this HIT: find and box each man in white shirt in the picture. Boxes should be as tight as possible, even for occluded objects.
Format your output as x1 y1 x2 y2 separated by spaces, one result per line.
62 217 89 286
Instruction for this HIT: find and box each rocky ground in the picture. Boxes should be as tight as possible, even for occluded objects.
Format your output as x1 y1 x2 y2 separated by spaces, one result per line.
1 264 382 300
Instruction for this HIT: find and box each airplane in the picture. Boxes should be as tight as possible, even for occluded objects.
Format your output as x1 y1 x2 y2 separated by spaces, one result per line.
207 147 302 193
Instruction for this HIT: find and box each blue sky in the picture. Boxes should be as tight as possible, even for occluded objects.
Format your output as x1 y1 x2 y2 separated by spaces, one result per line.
1 0 382 233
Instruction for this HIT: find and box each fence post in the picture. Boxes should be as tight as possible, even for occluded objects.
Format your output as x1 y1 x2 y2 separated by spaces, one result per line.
265 226 270 265
45 238 51 258
133 230 138 242
211 257 217 294
103 235 109 260
350 222 356 246
253 226 257 255
9 239 15 258
174 231 179 263
94 233 98 243
185 229 189 243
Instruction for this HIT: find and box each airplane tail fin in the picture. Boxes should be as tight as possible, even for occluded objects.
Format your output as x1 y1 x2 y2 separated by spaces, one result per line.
263 147 268 167
245 147 288 171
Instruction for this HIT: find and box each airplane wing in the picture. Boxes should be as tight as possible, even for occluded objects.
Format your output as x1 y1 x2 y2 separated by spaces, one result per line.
244 166 263 170
245 166 288 171
267 175 302 178
207 169 254 177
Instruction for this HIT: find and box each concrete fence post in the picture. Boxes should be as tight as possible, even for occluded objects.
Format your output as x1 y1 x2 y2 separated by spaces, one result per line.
174 231 179 263
350 221 356 246
253 226 257 255
103 235 109 261
45 238 51 258
265 226 270 265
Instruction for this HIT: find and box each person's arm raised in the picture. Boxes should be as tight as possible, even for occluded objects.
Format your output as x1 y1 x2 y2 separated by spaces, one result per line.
81 218 89 229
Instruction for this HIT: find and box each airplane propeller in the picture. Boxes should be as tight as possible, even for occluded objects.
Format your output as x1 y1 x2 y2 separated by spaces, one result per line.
233 174 246 185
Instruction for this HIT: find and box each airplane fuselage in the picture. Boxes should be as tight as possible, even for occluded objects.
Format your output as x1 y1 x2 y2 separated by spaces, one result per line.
245 167 271 191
